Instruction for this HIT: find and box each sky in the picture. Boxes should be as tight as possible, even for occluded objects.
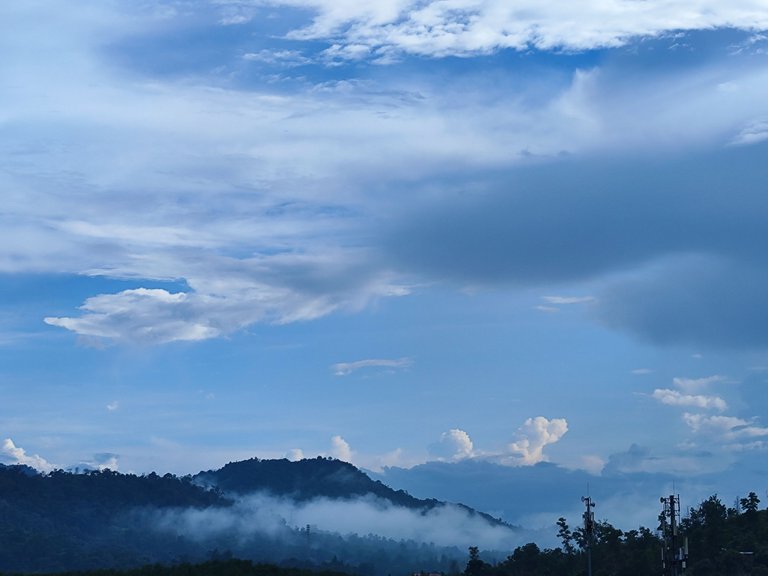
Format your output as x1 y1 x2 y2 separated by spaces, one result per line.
3 0 768 533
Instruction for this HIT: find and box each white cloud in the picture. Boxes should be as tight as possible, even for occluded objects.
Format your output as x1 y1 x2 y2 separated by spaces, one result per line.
579 455 606 475
153 492 522 550
332 357 413 376
81 452 120 472
43 251 409 344
652 388 727 411
537 295 595 313
5 2 768 349
632 368 653 375
286 448 305 461
373 448 408 469
429 429 475 462
45 289 221 344
506 416 568 465
729 118 768 146
242 49 312 66
106 401 120 412
330 435 353 462
672 375 725 392
271 1 768 58
682 413 768 440
1 438 56 473
541 296 595 305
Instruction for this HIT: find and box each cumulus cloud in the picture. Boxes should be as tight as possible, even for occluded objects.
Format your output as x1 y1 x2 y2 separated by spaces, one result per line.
428 429 475 462
287 449 305 461
0 438 56 473
45 289 221 344
507 417 568 465
332 357 413 376
330 435 353 463
652 389 727 411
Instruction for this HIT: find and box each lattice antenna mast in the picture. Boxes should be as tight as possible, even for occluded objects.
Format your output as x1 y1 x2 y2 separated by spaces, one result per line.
582 495 596 576
660 494 688 576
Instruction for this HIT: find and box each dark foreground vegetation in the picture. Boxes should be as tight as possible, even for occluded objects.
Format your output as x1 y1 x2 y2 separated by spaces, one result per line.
467 492 768 576
0 559 350 576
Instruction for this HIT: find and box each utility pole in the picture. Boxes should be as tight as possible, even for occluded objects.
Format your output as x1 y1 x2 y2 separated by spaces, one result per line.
660 495 688 576
581 496 595 576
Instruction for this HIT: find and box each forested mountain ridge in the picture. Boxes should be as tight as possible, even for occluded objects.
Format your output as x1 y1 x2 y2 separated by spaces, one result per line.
194 456 511 527
195 456 428 504
0 458 510 575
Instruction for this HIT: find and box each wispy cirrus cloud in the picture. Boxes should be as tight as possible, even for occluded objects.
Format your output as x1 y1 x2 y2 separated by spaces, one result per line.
332 357 413 376
541 296 595 305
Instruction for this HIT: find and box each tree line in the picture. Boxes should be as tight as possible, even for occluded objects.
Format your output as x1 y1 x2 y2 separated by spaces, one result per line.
465 492 768 576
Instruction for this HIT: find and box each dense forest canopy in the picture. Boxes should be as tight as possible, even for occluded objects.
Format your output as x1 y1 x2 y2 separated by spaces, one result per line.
465 492 767 576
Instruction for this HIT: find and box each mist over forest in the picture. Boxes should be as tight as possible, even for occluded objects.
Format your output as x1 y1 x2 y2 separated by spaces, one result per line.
0 457 521 575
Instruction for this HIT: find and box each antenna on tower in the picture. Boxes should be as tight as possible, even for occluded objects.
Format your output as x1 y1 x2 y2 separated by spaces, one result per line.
660 494 687 576
581 495 596 576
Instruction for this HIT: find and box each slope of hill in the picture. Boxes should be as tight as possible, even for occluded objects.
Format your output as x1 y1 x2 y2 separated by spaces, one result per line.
195 456 430 505
0 459 516 575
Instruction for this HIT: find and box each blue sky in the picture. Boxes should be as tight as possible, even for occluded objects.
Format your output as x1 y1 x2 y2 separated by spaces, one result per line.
3 0 768 530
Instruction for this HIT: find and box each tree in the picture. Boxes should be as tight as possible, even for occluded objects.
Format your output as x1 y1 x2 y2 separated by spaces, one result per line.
740 492 761 514
557 517 575 555
464 546 490 576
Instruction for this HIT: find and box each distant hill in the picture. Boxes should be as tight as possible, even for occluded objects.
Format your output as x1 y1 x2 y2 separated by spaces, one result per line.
195 456 428 504
194 456 513 529
0 458 514 575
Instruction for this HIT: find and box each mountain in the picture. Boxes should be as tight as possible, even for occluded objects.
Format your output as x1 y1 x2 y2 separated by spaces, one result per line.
0 459 517 575
194 456 512 529
195 456 431 505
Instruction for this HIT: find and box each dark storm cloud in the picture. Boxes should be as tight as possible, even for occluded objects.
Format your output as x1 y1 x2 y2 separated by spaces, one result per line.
382 143 768 348
385 145 768 285
596 256 768 349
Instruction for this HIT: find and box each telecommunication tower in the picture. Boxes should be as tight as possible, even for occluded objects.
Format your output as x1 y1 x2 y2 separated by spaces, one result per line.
660 494 688 576
581 496 595 576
